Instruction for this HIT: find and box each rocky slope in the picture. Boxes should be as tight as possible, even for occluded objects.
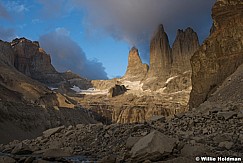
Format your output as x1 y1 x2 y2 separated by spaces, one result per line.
0 39 97 144
189 0 243 108
0 102 241 162
0 61 97 144
122 47 148 81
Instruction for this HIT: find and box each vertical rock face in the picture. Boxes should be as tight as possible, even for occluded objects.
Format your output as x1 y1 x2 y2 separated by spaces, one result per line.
11 38 57 77
189 0 243 108
171 28 199 74
123 47 148 81
0 40 15 66
143 25 199 91
147 24 172 80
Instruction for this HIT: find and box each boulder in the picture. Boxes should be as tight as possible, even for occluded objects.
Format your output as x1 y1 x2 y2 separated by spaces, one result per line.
42 148 72 158
108 85 127 97
180 144 209 157
11 142 32 155
0 156 16 163
130 130 177 162
126 136 141 149
158 157 194 163
42 126 64 137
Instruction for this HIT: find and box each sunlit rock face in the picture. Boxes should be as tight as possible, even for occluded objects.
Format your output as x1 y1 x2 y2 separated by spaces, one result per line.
171 28 199 75
147 24 172 80
123 47 148 81
11 38 59 83
189 0 243 108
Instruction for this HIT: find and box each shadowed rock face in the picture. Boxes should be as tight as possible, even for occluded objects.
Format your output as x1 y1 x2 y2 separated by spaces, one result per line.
123 47 148 81
147 24 172 80
171 28 199 75
189 0 243 108
142 25 199 91
0 41 15 66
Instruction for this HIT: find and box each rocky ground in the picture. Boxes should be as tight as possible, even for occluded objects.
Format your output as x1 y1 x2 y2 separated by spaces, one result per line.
0 102 242 163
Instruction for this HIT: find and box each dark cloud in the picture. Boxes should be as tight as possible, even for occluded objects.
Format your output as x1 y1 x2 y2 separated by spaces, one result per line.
39 28 108 80
72 0 215 62
38 0 216 62
0 26 15 41
0 2 11 20
37 0 72 18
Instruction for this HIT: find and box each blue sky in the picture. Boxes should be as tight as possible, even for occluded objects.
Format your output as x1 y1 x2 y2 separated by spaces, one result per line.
0 0 215 79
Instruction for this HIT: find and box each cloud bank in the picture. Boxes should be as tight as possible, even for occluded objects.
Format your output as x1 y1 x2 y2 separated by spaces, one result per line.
39 28 108 80
0 26 15 41
73 0 215 61
0 2 11 20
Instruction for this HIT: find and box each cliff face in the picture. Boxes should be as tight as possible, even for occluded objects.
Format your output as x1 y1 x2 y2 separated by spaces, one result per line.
147 24 172 79
171 28 199 75
0 40 15 66
0 38 97 143
143 26 199 91
11 38 60 83
189 0 243 108
123 47 148 81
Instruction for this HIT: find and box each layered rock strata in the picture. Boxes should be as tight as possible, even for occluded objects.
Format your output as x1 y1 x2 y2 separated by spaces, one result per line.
189 0 243 108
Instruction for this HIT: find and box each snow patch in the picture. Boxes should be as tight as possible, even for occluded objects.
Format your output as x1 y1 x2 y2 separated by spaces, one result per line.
70 85 82 92
122 80 143 91
165 76 178 84
48 87 58 91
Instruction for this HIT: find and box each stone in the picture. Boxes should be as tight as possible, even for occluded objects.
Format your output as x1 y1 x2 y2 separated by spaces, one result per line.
218 141 234 150
11 142 32 155
130 130 177 162
42 126 65 137
217 111 237 120
126 136 141 149
24 156 35 163
158 157 194 163
98 155 116 163
0 156 16 163
150 115 166 122
42 148 72 158
123 47 148 81
180 144 208 157
108 85 127 97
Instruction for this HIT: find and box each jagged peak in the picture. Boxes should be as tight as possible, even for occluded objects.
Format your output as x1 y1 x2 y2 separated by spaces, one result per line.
130 46 138 52
11 37 40 47
151 24 166 39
